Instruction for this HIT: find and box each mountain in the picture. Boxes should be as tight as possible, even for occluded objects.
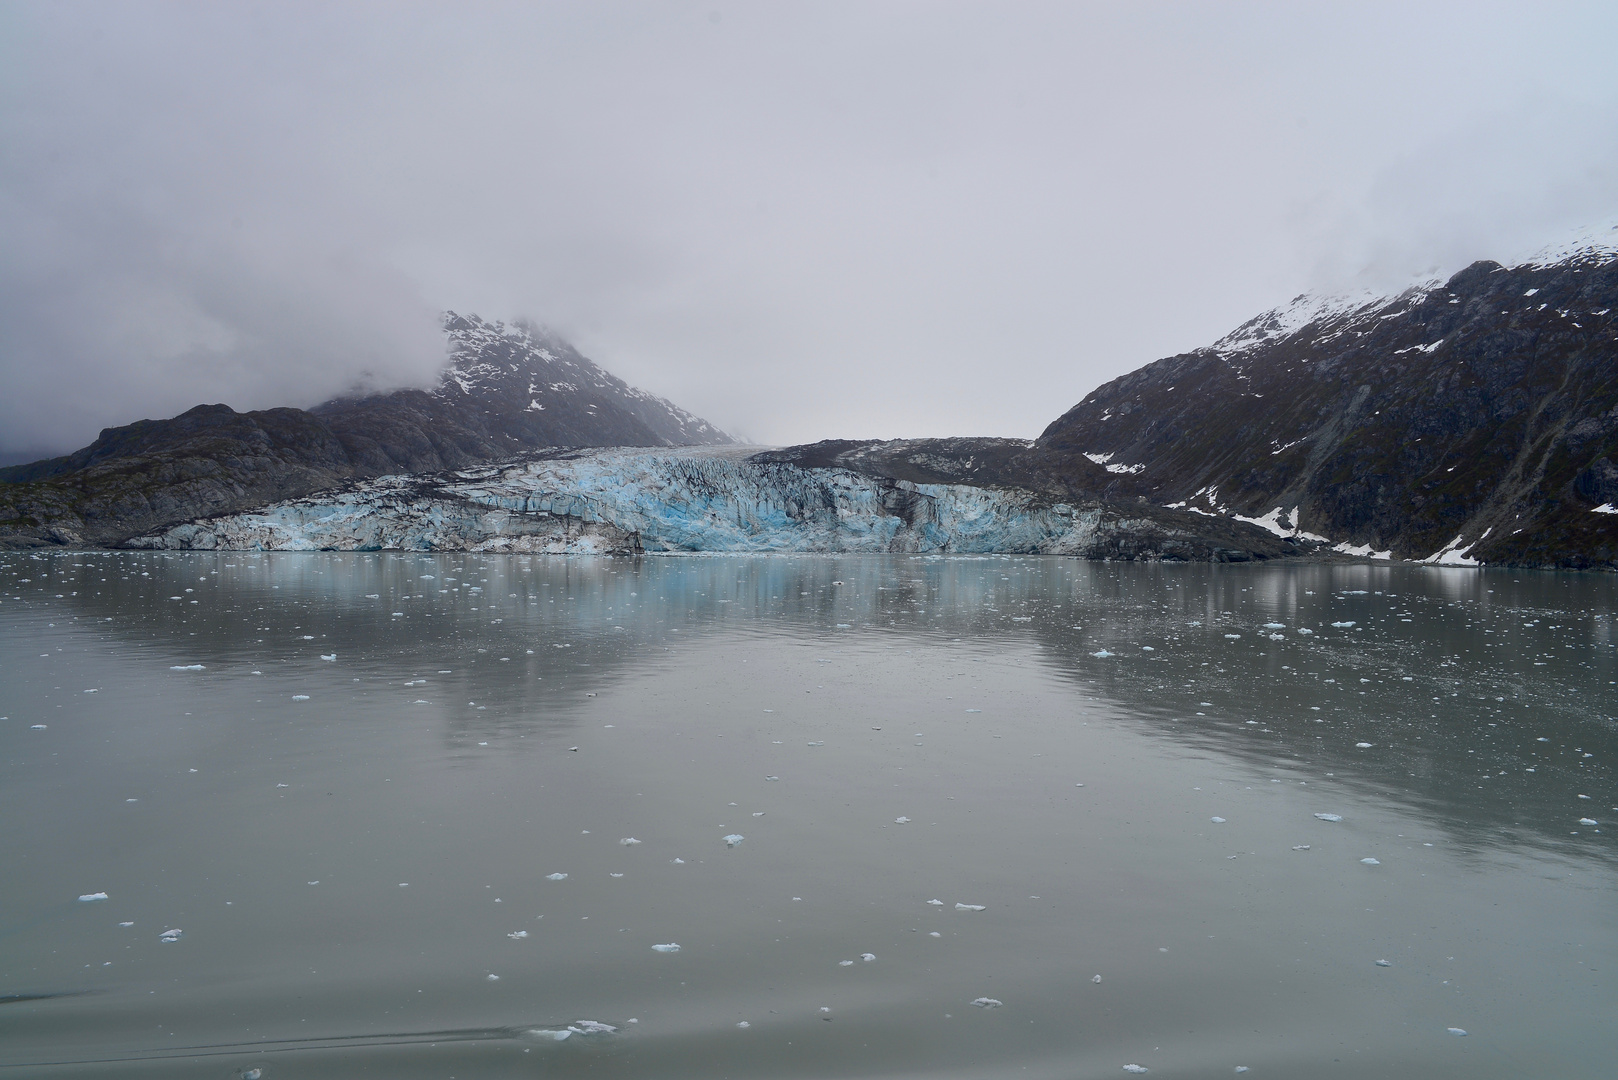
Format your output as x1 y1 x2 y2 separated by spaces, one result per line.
0 314 730 547
1036 229 1618 569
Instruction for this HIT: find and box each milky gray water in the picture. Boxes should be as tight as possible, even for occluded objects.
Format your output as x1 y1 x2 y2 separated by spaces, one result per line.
1 552 1613 1079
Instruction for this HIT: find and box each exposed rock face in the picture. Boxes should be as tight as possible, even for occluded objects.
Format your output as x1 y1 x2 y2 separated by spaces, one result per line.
129 447 1294 561
1036 242 1618 569
0 316 729 547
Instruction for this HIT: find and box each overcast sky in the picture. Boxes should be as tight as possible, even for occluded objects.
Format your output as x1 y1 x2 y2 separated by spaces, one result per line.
3 1 1617 456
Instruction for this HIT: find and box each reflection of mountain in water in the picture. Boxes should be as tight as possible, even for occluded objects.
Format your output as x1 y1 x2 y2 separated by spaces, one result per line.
24 551 1616 858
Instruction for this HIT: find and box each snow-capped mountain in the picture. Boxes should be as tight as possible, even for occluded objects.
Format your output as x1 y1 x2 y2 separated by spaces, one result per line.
423 314 729 446
0 316 731 547
1037 231 1618 569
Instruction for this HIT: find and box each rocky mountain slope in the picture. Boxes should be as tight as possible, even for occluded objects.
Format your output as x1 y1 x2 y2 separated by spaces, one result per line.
1037 232 1618 569
0 315 730 546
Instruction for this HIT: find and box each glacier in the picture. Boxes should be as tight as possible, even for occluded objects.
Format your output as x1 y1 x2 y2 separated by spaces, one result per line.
127 447 1256 559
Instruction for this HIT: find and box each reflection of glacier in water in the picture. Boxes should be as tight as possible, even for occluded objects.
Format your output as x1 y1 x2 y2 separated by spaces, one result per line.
1 551 1615 1079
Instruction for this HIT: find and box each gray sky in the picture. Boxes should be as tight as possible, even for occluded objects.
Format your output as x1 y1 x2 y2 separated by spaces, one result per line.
4 1 1618 456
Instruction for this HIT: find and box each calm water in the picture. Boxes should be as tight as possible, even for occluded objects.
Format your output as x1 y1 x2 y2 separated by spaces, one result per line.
1 552 1614 1079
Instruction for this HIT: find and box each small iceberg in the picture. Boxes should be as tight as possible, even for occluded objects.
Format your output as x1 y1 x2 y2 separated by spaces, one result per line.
970 997 1002 1008
723 834 745 847
651 943 681 953
77 892 109 902
1314 813 1343 822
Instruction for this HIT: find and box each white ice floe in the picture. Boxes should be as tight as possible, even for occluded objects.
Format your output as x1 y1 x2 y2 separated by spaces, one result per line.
861 953 877 962
955 903 986 911
1092 974 1102 983
1376 959 1391 967
487 974 500 981
619 837 642 845
319 653 336 661
1091 649 1115 658
169 664 204 671
927 899 944 906
839 960 854 966
1211 817 1226 823
970 997 1003 1008
895 816 911 824
1361 858 1381 865
1447 1027 1468 1036
78 892 108 902
1356 742 1374 748
1122 1064 1149 1074
546 873 568 881
158 928 182 942
723 834 745 847
651 943 680 952
1314 813 1343 822
1579 817 1599 826
291 694 310 701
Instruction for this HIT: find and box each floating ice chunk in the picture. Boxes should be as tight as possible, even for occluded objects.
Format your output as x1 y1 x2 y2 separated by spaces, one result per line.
1224 634 1241 639
970 997 1002 1008
319 654 336 661
1297 627 1313 635
861 953 876 962
1269 633 1285 641
807 740 824 746
965 708 981 713
1361 857 1381 865
571 1021 616 1034
1092 974 1102 983
927 899 944 906
301 635 315 641
955 903 986 911
1235 1069 1250 1074
930 931 942 937
1376 959 1391 966
651 943 680 952
1123 1067 1149 1075
508 931 528 939
1579 818 1599 826
169 664 204 671
619 837 642 846
723 834 745 847
1263 623 1285 629
1210 817 1226 823
1331 621 1356 628
1448 1027 1468 1036
291 694 310 701
764 775 780 782
671 858 684 864
546 873 569 881
119 921 133 927
1356 742 1374 748
487 973 500 981
839 959 854 966
30 725 46 730
895 816 911 824
1091 649 1115 658
1314 813 1343 822
1292 845 1311 850
158 928 182 942
736 1021 750 1028
78 892 108 902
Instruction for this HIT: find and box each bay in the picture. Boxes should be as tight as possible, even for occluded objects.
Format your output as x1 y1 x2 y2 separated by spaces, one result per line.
1 552 1613 1078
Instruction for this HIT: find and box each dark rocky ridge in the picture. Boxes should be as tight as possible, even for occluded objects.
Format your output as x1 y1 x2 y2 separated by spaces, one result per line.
0 315 730 547
1035 248 1618 569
